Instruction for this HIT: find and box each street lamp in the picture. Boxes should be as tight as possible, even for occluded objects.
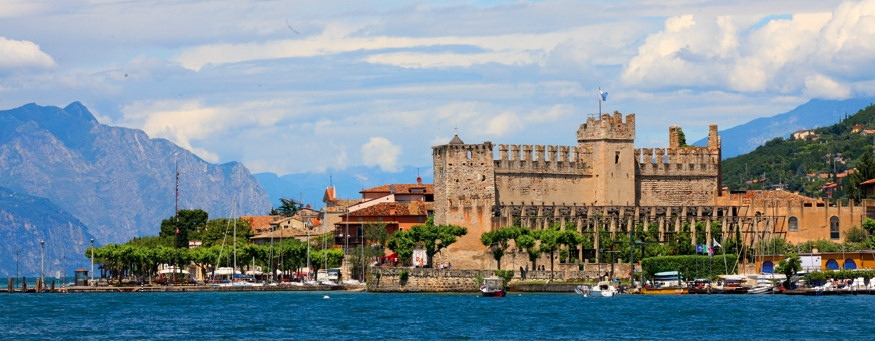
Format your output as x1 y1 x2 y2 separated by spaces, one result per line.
90 239 94 285
40 240 45 291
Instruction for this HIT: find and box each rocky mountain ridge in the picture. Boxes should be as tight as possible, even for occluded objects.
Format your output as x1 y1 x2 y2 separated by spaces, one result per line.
0 102 271 276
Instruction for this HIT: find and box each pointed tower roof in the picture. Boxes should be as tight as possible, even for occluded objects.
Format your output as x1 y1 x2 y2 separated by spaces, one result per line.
448 134 464 145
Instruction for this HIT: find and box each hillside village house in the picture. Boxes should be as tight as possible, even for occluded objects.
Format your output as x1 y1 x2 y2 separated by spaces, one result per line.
247 205 322 244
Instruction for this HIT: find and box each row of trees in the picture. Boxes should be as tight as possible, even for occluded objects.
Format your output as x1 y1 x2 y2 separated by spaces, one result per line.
87 209 344 284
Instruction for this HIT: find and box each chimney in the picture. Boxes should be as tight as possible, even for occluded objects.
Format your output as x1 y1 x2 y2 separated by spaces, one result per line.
417 176 422 184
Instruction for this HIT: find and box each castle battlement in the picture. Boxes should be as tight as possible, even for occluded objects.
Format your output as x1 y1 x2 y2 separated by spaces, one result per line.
494 144 589 175
577 111 635 142
635 147 720 176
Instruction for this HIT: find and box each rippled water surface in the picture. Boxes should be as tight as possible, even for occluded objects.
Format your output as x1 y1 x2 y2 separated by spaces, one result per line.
4 291 874 340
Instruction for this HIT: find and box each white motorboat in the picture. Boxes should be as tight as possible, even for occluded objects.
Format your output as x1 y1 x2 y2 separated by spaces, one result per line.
575 281 617 297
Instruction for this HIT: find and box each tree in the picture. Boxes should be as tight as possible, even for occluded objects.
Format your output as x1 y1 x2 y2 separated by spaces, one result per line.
159 209 208 249
387 217 467 267
848 151 875 201
775 253 802 289
514 230 540 270
276 198 301 217
480 226 520 270
387 230 416 265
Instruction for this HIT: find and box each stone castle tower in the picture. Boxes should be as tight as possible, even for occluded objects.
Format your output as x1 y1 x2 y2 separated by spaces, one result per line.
577 112 635 206
432 111 723 268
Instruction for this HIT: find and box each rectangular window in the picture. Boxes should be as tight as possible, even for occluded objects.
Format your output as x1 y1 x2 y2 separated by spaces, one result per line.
830 217 840 239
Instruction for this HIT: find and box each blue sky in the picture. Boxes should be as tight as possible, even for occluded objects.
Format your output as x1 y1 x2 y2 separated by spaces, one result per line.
1 0 874 177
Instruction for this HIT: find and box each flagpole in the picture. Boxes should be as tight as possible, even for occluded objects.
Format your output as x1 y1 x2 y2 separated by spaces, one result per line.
598 87 602 115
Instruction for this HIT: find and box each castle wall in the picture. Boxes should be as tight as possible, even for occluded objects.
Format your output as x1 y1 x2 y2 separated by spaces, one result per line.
493 143 593 205
634 124 721 206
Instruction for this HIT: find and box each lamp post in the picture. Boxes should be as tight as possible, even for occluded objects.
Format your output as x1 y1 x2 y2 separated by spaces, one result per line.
40 240 45 291
90 239 94 285
306 220 312 279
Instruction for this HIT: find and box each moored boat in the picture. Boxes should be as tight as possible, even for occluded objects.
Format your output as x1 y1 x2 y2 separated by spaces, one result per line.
480 276 506 297
641 271 688 295
575 281 617 297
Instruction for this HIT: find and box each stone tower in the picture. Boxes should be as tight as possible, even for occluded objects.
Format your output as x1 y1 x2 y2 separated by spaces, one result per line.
577 112 636 206
432 134 496 254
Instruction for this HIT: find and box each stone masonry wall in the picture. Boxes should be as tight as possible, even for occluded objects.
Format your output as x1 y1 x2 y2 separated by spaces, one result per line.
366 264 633 293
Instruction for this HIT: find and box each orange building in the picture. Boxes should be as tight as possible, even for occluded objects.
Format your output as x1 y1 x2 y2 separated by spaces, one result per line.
333 178 434 248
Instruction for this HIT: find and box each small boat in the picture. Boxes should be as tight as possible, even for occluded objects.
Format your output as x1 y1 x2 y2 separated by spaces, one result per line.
641 271 689 295
575 281 617 297
688 279 712 294
480 276 506 297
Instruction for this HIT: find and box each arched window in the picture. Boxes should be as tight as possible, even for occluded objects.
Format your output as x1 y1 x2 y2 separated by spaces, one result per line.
761 261 774 274
788 217 798 232
844 259 857 270
826 259 839 270
830 216 840 239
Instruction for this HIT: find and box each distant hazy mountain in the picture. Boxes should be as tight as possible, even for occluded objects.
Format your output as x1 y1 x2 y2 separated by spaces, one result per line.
0 102 272 250
255 165 433 209
0 187 95 278
693 98 875 158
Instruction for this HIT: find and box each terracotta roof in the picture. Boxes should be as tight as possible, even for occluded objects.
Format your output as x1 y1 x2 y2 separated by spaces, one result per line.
323 186 337 203
349 201 432 217
241 215 279 231
860 178 875 186
360 183 434 195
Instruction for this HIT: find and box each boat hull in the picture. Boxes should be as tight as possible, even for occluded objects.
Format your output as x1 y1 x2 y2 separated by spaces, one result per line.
481 289 506 297
640 287 688 295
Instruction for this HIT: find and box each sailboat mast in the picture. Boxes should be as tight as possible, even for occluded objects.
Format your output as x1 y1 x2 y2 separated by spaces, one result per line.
233 211 237 282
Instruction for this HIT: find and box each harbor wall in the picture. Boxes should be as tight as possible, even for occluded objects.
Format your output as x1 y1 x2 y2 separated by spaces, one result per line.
365 264 633 293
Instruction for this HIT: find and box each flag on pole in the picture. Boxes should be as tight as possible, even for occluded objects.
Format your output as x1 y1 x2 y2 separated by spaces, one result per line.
712 238 722 248
707 245 714 257
695 244 704 254
600 89 608 101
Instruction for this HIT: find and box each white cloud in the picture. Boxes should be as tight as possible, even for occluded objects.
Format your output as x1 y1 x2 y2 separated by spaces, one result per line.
361 137 402 172
0 36 56 71
802 74 851 99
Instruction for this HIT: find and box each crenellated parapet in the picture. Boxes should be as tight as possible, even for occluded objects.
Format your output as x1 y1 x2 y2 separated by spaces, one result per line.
494 143 590 175
635 146 720 176
577 111 635 142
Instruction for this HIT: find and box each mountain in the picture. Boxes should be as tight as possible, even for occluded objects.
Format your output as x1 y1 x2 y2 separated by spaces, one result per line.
693 98 875 158
255 165 433 209
721 103 875 196
0 187 95 278
0 102 272 249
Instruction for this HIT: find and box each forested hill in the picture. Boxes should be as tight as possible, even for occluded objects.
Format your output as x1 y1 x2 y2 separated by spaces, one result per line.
722 103 875 199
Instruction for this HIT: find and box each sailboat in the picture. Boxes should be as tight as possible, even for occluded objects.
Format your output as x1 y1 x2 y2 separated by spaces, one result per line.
210 205 263 287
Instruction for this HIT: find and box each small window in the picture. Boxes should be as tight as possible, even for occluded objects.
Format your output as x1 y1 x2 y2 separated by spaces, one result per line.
830 216 840 239
357 217 363 222
467 150 472 159
378 217 383 222
788 217 798 232
615 151 620 164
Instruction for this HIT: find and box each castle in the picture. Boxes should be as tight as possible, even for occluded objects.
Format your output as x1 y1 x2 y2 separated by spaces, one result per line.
432 111 874 270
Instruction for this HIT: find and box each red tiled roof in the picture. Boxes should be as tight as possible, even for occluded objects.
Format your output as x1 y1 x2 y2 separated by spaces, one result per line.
241 216 278 231
861 178 875 186
360 183 434 195
323 186 337 203
349 201 432 217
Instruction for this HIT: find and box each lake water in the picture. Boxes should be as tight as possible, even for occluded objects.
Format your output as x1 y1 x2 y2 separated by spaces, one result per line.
3 291 873 340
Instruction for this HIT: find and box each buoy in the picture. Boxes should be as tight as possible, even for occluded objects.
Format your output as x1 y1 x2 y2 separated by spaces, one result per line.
323 295 329 299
